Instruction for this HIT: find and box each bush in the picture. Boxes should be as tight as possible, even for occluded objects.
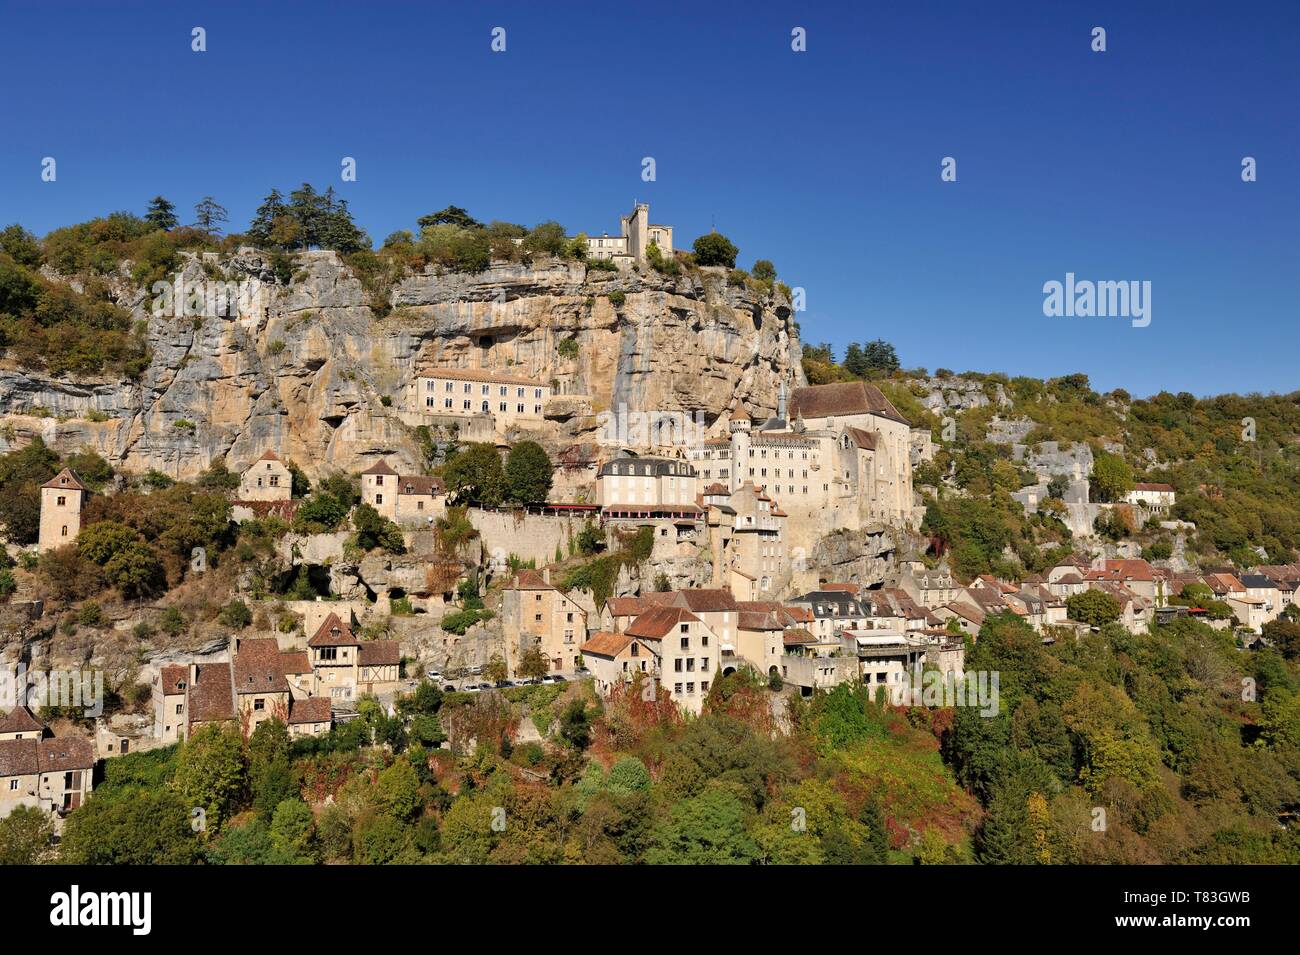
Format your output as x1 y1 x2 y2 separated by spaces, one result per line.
218 599 253 629
692 231 738 268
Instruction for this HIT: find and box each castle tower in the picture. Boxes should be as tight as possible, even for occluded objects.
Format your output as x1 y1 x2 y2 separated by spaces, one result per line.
38 468 87 552
359 460 399 520
729 403 751 492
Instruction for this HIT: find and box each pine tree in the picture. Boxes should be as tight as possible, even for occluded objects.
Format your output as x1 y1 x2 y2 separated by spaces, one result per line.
858 797 890 863
247 189 287 246
194 197 229 236
144 196 178 231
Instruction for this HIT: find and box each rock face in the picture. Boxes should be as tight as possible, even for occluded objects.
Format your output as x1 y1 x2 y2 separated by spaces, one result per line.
0 253 804 480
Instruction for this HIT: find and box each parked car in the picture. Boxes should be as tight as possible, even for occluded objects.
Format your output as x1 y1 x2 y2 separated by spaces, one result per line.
551 674 567 683
441 684 457 694
540 675 557 684
466 665 483 675
465 684 482 693
425 668 442 681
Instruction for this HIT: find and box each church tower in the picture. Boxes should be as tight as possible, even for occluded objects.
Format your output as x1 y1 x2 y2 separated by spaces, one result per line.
728 402 751 491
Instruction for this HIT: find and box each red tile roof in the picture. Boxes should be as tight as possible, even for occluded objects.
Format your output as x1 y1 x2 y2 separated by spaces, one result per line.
233 638 290 695
0 738 38 776
509 569 555 591
279 651 311 675
308 612 361 647
0 706 46 737
625 606 700 640
158 665 188 695
288 697 332 725
789 381 908 425
360 460 399 476
580 631 635 657
41 468 87 492
188 663 235 724
38 735 94 772
359 641 400 667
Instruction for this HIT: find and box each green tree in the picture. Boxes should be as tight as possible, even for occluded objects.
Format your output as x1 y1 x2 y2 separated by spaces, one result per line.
144 196 178 231
417 206 481 230
442 442 508 506
373 758 423 821
193 197 229 236
1090 451 1134 503
505 440 553 505
751 259 776 282
352 503 405 553
60 790 202 864
519 646 548 681
0 804 55 864
269 798 318 861
172 724 248 832
1066 589 1122 627
692 231 739 268
646 788 760 864
483 653 508 684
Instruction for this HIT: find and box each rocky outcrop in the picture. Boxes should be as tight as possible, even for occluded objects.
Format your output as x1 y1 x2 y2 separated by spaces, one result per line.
0 253 804 480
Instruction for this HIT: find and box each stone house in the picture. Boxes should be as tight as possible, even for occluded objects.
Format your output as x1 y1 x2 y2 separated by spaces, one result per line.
0 707 94 818
501 569 589 676
238 450 292 502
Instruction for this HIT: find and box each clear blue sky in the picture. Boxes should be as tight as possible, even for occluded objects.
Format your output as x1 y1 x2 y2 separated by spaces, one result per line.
1 0 1296 397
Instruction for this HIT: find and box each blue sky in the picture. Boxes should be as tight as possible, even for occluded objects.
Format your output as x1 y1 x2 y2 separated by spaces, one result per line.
1 0 1296 397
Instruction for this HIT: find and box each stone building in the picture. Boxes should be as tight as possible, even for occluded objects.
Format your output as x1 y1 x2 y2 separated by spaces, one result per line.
0 706 95 818
38 468 87 552
360 459 445 527
238 450 293 501
501 569 589 676
581 202 673 266
689 379 915 549
412 367 550 431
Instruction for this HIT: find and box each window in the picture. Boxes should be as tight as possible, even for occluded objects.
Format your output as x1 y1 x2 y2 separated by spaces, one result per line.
701 681 710 693
375 493 383 505
701 658 710 671
175 703 183 714
375 475 384 486
8 779 17 791
535 614 542 623
57 495 66 506
674 659 683 672
254 699 265 711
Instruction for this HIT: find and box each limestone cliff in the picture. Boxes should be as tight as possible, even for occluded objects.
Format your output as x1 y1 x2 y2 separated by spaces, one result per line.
0 252 804 479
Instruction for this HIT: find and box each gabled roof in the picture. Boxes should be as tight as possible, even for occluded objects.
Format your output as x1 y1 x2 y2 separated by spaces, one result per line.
288 697 332 725
308 612 361 647
254 450 284 463
158 665 189 695
0 706 46 737
672 589 739 613
604 593 677 618
1132 482 1174 492
398 475 444 496
625 606 700 640
188 663 235 724
360 460 399 476
0 738 38 776
37 736 94 772
279 651 311 675
509 569 555 591
580 631 635 657
41 468 87 492
789 381 908 425
233 638 290 695
359 641 400 667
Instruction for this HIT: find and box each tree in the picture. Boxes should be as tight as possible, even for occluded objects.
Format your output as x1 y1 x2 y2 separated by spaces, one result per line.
1066 589 1122 627
519 647 548 681
193 197 229 236
374 758 423 821
1090 451 1134 503
352 503 405 553
442 442 508 506
751 259 776 282
858 797 890 863
559 699 591 750
484 653 508 684
269 798 317 861
218 598 253 629
59 790 202 864
417 206 480 230
172 724 248 832
692 231 739 268
645 788 760 864
505 440 553 506
1262 619 1300 660
1047 474 1070 499
144 196 178 231
0 804 55 864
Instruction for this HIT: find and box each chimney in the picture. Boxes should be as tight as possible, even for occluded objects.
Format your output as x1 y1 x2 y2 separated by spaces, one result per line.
189 662 199 686
542 567 551 585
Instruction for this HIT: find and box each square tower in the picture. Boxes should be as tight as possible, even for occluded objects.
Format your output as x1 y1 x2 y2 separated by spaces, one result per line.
39 468 87 552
